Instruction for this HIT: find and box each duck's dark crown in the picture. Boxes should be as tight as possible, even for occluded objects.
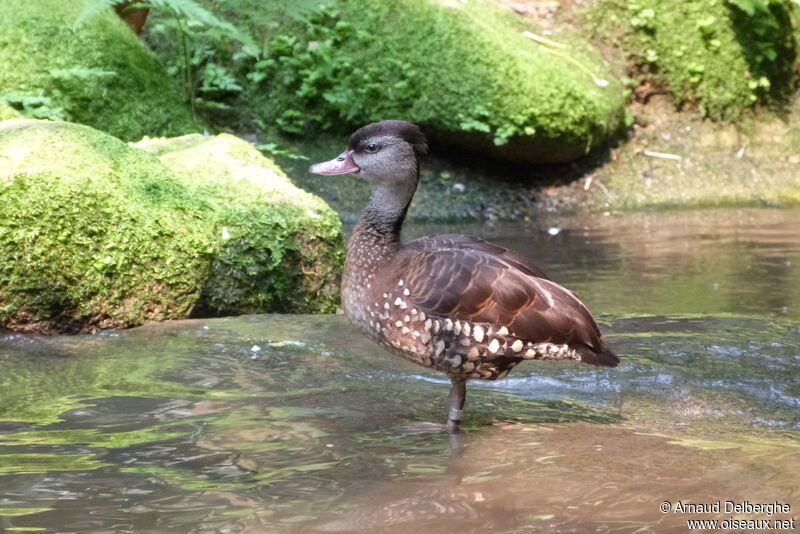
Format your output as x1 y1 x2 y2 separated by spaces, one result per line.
348 120 428 156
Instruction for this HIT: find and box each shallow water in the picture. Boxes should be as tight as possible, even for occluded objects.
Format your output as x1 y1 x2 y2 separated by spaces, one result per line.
1 208 799 533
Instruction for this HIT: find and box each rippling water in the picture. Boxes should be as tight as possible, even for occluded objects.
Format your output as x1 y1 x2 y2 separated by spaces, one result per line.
1 209 799 533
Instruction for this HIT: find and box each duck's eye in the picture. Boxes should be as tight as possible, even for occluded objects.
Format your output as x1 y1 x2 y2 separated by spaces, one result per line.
365 143 379 153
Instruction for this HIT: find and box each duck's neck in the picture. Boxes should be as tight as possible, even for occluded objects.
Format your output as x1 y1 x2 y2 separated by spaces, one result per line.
350 174 418 255
342 171 417 322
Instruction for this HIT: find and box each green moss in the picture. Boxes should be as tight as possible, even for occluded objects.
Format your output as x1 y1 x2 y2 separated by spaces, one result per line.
0 121 343 333
0 453 107 474
0 101 22 121
236 0 625 163
0 508 52 517
587 0 797 120
133 133 344 314
0 120 218 333
0 0 200 140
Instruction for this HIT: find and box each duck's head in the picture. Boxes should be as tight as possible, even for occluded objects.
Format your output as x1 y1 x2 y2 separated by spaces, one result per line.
310 120 427 186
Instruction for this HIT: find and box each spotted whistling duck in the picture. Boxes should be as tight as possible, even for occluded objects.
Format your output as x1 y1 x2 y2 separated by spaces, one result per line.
310 120 619 431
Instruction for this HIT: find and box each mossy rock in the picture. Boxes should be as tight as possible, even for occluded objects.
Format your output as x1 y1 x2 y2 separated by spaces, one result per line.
133 133 344 315
0 119 216 333
239 0 625 163
588 0 797 120
0 101 22 121
0 0 199 140
0 120 344 333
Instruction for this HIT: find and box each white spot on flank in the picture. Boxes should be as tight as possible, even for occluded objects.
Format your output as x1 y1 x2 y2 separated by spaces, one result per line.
394 297 403 306
398 279 404 286
473 326 484 343
384 303 390 310
403 288 410 296
511 339 523 352
488 339 500 354
395 320 403 327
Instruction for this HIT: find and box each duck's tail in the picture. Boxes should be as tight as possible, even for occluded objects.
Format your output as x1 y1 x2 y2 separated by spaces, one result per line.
577 341 620 367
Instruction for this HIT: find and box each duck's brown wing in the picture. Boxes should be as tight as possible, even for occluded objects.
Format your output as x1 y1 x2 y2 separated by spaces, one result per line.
405 234 550 280
397 242 618 367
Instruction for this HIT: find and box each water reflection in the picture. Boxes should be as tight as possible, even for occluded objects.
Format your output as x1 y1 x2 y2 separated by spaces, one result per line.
1 209 799 533
406 208 800 319
310 424 799 534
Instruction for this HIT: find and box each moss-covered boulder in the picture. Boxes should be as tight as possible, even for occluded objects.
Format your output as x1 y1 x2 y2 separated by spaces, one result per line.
588 0 797 120
133 133 344 315
0 0 199 140
240 0 625 163
0 120 216 333
0 120 343 333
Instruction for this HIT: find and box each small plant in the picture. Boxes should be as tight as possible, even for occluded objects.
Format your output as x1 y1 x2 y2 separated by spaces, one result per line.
255 142 309 161
75 0 257 118
2 68 121 122
629 5 656 30
1 92 69 121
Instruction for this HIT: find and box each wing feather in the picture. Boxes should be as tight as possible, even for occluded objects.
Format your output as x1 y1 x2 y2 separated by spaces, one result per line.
396 239 617 366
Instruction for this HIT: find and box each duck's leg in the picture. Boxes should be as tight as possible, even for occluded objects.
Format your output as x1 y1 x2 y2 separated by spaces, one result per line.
446 377 467 432
392 377 467 434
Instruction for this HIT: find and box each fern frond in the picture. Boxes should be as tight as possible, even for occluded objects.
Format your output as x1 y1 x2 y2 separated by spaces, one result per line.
133 0 258 54
135 0 233 31
73 0 128 31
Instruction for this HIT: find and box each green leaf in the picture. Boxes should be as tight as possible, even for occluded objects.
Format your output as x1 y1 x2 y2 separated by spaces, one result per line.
73 0 127 30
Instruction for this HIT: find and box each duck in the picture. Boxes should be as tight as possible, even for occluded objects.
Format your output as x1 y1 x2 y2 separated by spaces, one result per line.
310 120 619 432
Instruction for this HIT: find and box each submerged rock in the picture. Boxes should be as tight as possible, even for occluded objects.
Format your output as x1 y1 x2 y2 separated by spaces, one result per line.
0 0 198 140
0 120 343 333
244 0 625 163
